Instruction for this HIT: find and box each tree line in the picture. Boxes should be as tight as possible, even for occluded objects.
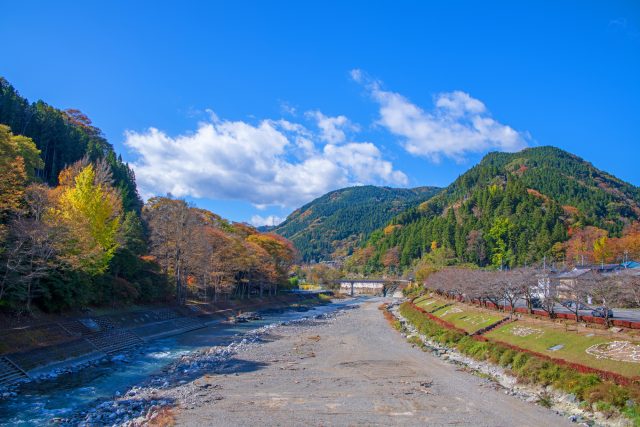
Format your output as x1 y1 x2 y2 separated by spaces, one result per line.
0 79 299 314
423 267 640 327
143 197 296 303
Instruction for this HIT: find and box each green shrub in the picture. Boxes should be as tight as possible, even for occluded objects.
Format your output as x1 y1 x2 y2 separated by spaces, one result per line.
498 349 517 367
511 352 529 371
622 403 640 427
559 373 600 400
587 383 630 408
465 341 489 360
488 344 506 364
538 363 563 385
518 358 547 383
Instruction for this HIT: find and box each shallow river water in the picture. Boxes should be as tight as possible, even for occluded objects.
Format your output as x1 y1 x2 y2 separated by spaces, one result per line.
0 298 360 426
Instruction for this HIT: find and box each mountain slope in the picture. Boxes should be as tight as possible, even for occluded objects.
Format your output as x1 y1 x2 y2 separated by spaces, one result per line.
272 185 441 262
0 77 142 212
356 146 640 271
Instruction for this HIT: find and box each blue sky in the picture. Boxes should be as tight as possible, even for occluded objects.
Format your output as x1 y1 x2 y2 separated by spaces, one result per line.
1 1 639 225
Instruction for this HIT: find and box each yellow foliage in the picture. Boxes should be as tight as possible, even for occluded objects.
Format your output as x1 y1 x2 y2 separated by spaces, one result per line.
56 164 122 274
384 224 398 235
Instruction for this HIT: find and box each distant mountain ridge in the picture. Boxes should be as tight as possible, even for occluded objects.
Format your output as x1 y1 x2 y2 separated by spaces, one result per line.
352 146 640 272
271 185 441 262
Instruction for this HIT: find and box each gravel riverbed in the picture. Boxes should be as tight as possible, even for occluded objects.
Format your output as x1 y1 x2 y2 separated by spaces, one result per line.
54 298 618 426
172 298 575 426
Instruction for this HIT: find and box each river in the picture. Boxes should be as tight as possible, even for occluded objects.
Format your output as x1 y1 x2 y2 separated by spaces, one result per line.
0 298 360 426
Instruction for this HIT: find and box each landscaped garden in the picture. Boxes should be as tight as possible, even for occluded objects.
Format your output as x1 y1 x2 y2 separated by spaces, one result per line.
486 320 640 378
397 301 640 425
431 304 505 334
414 295 505 334
413 294 448 311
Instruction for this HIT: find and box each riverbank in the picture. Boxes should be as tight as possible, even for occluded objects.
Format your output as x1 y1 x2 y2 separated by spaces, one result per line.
0 293 324 392
0 296 347 426
393 300 638 426
171 298 569 426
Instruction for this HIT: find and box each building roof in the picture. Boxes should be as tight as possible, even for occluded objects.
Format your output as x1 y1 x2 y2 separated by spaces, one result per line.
621 261 640 269
555 268 592 279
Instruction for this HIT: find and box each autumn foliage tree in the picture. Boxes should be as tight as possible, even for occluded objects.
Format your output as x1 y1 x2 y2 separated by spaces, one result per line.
0 125 43 238
54 161 123 275
143 197 298 303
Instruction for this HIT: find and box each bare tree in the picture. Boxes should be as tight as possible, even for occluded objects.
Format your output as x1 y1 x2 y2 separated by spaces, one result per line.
618 271 640 308
533 271 558 318
586 273 622 328
500 269 535 318
563 271 596 322
143 197 201 304
0 184 60 312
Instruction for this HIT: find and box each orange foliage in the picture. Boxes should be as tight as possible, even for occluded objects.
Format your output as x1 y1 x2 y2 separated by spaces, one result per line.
563 226 607 265
232 222 258 237
564 223 640 264
382 246 400 268
526 188 548 202
383 224 399 235
604 223 640 262
562 205 580 216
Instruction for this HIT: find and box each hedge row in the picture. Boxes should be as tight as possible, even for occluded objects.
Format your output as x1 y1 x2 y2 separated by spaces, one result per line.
398 302 640 425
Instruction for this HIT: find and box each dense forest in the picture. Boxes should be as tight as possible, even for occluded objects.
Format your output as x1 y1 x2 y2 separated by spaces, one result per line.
0 78 297 314
272 185 440 262
348 147 640 274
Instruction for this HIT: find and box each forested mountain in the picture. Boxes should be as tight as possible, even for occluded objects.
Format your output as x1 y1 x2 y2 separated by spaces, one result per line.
272 185 441 262
0 78 141 212
351 147 640 273
0 78 297 314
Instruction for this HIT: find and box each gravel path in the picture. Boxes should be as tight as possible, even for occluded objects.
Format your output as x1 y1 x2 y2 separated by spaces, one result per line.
176 299 572 426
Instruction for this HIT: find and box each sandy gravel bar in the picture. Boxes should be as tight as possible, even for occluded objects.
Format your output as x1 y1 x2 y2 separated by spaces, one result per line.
175 299 571 426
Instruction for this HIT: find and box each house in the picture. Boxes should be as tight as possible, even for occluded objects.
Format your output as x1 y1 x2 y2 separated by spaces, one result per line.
553 263 630 302
554 267 594 302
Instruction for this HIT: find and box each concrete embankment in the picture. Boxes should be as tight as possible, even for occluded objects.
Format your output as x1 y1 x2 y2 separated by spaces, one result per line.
0 293 320 389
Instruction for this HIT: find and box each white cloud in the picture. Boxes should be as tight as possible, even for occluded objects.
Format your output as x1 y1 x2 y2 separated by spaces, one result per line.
323 142 407 185
279 101 297 116
350 68 363 83
306 110 359 144
352 71 529 161
250 214 285 227
125 113 407 208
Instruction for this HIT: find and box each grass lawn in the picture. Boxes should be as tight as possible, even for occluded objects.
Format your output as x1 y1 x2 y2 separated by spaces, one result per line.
414 295 450 313
429 302 505 334
486 320 640 378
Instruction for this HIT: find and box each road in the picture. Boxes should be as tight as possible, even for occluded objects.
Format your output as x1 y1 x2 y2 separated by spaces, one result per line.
176 299 571 426
503 298 640 322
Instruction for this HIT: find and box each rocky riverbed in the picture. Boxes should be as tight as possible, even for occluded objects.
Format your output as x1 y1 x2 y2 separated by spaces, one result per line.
169 298 575 426
22 297 623 426
57 309 350 426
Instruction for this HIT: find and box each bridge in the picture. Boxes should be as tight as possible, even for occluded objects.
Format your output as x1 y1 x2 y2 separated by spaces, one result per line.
338 279 411 297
